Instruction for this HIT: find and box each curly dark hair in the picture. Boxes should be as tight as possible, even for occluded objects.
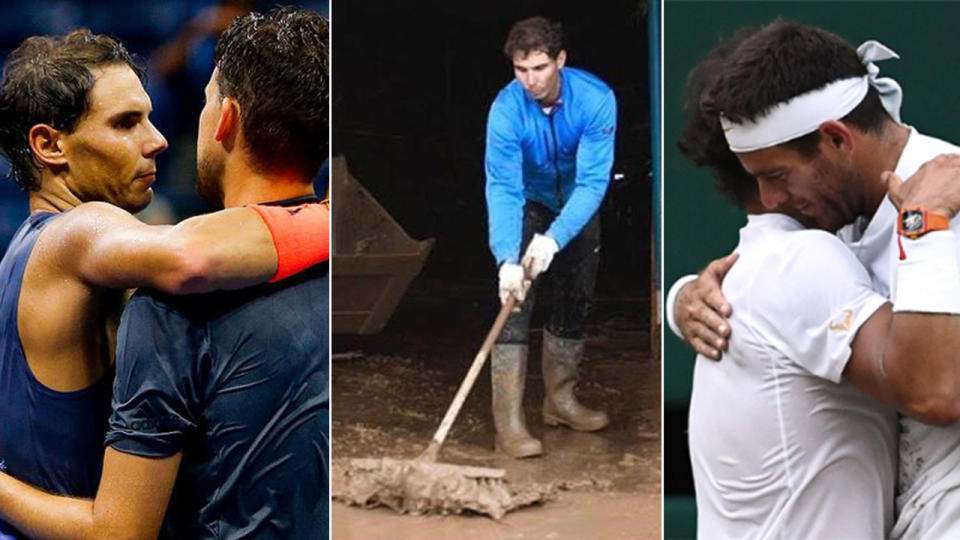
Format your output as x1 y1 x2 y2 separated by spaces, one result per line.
701 19 891 157
677 26 759 208
0 29 143 191
214 6 328 179
503 16 563 60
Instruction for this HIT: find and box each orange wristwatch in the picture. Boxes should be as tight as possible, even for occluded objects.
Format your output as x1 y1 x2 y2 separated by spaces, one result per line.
899 206 950 239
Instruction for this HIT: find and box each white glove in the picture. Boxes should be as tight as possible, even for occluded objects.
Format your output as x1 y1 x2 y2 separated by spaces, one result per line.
522 233 559 279
498 263 529 305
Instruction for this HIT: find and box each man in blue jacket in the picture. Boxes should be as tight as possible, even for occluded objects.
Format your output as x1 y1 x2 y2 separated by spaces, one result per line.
485 16 617 458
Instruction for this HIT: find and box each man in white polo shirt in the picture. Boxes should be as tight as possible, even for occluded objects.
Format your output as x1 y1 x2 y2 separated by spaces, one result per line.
672 20 960 538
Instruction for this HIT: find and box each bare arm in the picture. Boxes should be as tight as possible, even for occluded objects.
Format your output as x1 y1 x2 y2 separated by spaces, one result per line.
846 305 960 425
62 202 278 294
0 448 180 540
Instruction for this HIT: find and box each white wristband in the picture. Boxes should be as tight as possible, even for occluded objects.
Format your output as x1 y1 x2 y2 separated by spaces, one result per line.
666 274 698 339
894 230 960 314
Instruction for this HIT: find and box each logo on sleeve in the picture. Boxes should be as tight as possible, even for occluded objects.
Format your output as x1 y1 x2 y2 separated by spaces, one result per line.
829 309 854 331
127 415 184 433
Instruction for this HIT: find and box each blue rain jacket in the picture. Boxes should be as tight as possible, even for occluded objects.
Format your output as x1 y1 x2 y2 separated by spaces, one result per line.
485 66 616 265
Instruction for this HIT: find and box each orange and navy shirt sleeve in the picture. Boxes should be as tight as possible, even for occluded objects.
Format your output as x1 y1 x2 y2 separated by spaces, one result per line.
247 199 330 282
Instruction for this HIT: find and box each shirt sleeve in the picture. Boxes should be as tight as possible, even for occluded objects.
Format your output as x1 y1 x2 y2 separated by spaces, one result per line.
545 89 616 249
485 95 526 266
751 231 887 383
105 292 204 458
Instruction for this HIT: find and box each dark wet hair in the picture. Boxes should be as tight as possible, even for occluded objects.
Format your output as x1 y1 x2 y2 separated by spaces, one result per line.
0 29 143 191
214 6 328 179
701 19 891 157
503 16 563 60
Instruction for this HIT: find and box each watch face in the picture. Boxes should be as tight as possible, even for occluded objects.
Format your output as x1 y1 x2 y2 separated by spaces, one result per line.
902 210 924 233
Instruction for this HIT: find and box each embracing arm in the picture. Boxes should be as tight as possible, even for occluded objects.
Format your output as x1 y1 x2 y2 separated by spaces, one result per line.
61 200 328 294
846 304 960 425
0 449 179 540
667 253 738 360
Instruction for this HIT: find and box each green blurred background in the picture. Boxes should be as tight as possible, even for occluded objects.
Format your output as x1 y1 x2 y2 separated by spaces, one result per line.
663 1 960 538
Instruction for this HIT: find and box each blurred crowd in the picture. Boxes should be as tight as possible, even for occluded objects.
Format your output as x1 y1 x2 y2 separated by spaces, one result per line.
0 0 328 247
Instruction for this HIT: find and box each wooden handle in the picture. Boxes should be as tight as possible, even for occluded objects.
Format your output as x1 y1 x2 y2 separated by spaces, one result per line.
420 295 517 462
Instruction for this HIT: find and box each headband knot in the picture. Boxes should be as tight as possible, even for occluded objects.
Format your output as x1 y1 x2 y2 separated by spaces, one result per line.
720 39 903 152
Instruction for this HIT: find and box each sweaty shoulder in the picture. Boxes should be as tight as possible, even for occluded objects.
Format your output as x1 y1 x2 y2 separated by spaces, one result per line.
58 201 132 224
41 201 133 243
24 202 132 272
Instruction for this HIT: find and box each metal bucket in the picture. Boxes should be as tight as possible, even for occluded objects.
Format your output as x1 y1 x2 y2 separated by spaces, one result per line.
331 156 434 334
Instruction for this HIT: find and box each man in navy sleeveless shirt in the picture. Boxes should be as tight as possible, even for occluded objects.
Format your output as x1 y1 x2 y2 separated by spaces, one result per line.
0 7 329 539
0 28 325 540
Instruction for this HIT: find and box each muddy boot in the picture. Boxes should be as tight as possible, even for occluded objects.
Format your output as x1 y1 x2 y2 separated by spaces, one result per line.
542 330 610 432
491 344 543 458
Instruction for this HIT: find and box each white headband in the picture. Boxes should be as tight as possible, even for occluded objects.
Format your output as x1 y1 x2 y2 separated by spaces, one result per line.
720 40 903 153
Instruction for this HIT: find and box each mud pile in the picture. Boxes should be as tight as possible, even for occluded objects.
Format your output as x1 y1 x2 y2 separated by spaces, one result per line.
332 457 555 519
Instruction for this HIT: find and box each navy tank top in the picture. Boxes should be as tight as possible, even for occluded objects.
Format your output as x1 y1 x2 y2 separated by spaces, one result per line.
0 212 113 538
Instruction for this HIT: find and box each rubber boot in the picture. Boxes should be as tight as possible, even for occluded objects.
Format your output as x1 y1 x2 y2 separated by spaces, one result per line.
542 330 610 432
491 344 543 458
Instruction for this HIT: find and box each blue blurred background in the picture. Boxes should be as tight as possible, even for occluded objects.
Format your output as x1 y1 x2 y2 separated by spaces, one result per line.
0 0 328 247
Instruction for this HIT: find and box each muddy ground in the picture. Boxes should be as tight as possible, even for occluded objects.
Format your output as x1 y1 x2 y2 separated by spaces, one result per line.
332 283 661 538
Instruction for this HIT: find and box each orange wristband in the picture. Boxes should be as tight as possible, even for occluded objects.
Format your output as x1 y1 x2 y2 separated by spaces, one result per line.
247 200 330 282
